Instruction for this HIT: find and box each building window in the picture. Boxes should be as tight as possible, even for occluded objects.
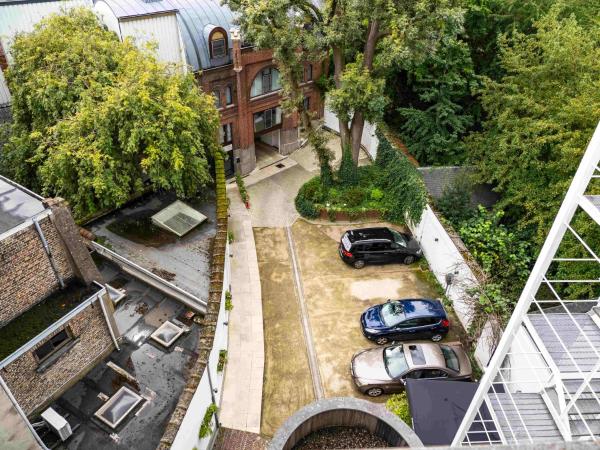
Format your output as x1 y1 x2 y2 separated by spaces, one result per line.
34 329 71 362
210 29 227 58
220 123 233 145
250 67 281 97
303 96 310 111
304 64 313 82
254 106 282 132
213 90 221 108
225 85 233 105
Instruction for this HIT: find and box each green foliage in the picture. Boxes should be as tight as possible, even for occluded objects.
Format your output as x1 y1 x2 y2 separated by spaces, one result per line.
217 350 227 372
395 35 477 165
370 188 383 201
386 392 411 425
468 7 600 244
436 179 477 226
460 207 530 283
337 145 358 186
340 187 365 208
375 131 427 225
227 230 234 244
0 8 218 218
235 174 249 204
198 403 217 438
225 291 233 311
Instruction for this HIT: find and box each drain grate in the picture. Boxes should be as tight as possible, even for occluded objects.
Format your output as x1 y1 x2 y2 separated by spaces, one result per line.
275 163 285 169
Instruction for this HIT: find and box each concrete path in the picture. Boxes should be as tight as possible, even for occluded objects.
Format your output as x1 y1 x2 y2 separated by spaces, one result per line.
220 185 264 433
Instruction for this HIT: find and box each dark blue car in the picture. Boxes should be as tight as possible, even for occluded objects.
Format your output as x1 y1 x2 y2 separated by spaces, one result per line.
361 299 449 345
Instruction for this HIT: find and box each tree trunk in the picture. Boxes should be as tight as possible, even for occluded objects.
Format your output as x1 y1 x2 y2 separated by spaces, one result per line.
332 46 350 150
348 20 379 165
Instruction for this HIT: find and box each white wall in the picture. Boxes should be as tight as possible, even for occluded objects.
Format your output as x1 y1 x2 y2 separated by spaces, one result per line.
171 241 231 450
323 105 379 160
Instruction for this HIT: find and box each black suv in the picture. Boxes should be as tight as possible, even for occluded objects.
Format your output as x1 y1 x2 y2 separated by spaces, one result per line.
339 227 422 269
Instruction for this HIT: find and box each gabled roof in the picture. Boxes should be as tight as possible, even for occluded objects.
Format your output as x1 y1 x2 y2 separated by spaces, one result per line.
96 0 236 71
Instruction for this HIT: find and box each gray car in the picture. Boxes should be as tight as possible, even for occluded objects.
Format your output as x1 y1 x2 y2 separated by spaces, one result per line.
351 342 472 397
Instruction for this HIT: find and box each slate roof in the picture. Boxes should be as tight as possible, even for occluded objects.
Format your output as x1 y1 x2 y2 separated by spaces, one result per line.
96 0 236 71
418 166 500 208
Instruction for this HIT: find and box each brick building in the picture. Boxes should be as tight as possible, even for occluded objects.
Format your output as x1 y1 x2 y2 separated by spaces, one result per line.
0 176 118 417
94 0 324 175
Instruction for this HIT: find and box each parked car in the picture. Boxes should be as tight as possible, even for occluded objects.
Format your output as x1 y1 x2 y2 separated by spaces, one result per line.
351 342 472 397
339 227 421 269
361 299 449 344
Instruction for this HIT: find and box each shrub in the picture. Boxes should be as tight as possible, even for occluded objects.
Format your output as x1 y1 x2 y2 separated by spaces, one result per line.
301 176 324 203
198 403 218 438
236 173 248 204
295 177 321 219
217 349 227 372
340 186 366 207
225 291 233 311
370 188 383 201
338 145 358 186
386 392 411 425
227 230 234 244
296 195 319 219
436 178 476 226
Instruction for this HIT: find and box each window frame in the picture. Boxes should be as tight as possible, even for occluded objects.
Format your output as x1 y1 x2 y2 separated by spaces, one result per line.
33 328 72 363
304 64 313 82
212 89 221 108
225 84 233 105
220 123 233 145
209 29 228 59
250 67 282 98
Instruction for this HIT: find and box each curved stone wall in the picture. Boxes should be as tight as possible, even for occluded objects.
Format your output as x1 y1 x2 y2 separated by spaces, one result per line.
269 397 423 450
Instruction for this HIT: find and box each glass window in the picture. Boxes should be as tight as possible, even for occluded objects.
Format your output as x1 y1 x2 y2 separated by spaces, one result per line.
304 64 313 81
225 85 233 105
381 302 405 327
441 345 460 372
254 107 282 132
303 96 310 111
409 344 426 365
390 229 408 247
210 30 226 58
423 369 448 378
34 329 71 362
219 123 233 145
384 345 408 379
250 67 281 97
399 318 421 328
213 90 221 108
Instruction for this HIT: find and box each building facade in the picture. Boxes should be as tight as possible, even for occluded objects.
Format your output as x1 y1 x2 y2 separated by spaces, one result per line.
94 0 324 176
0 176 118 417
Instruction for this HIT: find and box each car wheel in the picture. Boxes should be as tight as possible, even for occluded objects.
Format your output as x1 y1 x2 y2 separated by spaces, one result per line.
375 336 388 345
403 255 415 265
353 260 365 269
431 334 443 342
366 387 383 397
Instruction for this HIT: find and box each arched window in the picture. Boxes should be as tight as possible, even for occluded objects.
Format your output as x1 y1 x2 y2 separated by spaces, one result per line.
250 67 281 97
210 29 227 58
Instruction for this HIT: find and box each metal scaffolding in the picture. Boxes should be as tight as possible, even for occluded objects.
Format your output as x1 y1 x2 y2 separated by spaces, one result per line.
453 122 600 446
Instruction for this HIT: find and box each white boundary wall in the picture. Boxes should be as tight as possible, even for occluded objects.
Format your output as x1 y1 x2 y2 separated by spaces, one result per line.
171 241 231 450
323 106 379 160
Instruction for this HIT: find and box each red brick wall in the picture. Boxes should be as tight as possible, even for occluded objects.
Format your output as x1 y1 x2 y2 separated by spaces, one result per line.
0 216 75 325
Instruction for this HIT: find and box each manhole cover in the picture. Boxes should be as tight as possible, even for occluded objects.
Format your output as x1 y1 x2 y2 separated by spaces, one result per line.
276 163 285 168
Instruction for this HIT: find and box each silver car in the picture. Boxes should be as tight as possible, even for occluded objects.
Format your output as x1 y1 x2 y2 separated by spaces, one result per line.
351 342 472 397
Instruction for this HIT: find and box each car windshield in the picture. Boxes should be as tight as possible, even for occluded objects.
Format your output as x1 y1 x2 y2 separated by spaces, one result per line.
390 229 407 247
380 302 405 327
441 346 460 372
384 345 408 378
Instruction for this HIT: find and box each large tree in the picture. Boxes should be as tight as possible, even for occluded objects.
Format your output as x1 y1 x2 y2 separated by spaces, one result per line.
225 0 463 166
1 8 220 217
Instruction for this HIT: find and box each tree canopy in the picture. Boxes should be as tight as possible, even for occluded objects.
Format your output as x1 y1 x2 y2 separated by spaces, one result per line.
225 0 463 169
0 8 220 218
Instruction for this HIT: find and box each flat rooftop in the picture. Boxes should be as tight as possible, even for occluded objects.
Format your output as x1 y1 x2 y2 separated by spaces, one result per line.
0 176 45 235
88 192 216 302
34 256 202 449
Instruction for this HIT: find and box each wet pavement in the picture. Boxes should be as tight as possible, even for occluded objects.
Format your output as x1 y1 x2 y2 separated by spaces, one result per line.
88 191 216 302
41 258 201 450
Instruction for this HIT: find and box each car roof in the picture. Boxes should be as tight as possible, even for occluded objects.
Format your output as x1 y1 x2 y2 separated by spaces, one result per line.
397 299 445 318
346 227 393 243
405 343 446 368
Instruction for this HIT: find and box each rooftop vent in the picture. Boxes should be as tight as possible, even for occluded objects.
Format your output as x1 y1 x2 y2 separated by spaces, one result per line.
150 320 185 347
151 200 207 237
94 387 143 429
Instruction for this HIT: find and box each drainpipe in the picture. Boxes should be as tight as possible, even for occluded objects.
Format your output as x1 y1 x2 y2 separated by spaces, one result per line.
32 216 65 289
98 289 120 351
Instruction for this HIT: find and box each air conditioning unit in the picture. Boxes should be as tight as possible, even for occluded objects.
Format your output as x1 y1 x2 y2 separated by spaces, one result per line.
41 407 72 441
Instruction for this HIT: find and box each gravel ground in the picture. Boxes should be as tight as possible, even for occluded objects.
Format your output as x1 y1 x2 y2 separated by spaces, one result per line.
292 426 390 449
